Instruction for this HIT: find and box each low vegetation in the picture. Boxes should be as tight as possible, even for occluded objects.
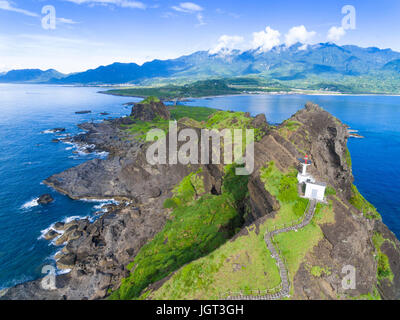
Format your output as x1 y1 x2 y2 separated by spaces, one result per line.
110 165 249 300
140 96 161 104
346 287 381 300
349 184 381 220
147 162 334 299
121 105 217 140
148 222 281 300
103 72 400 99
170 105 216 122
372 232 394 283
282 120 302 132
104 79 242 100
344 147 381 220
345 147 352 168
325 186 336 196
205 111 265 141
308 265 332 278
122 105 266 148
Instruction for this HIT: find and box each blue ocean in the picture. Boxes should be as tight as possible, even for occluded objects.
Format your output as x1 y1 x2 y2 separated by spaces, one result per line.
0 85 399 290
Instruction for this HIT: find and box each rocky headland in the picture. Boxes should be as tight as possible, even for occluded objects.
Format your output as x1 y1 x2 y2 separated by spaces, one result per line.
2 100 400 300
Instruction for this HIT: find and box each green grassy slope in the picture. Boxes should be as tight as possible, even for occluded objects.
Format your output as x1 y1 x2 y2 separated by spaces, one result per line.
147 162 335 299
110 165 249 300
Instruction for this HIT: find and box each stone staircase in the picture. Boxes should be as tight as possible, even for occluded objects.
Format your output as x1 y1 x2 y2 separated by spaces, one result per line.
225 199 317 300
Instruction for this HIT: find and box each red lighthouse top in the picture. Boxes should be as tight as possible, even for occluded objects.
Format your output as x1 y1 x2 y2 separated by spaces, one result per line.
298 154 312 165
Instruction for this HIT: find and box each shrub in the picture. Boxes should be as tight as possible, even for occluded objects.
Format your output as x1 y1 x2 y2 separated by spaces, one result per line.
325 186 336 196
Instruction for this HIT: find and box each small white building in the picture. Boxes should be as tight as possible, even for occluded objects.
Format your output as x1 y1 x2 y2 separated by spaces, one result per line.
305 181 327 202
297 155 326 202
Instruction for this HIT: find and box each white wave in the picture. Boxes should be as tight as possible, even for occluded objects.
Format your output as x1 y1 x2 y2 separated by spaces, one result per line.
53 250 61 259
57 269 71 275
81 198 119 204
62 137 109 159
63 215 86 223
38 215 89 241
92 199 118 214
95 151 109 158
21 198 39 209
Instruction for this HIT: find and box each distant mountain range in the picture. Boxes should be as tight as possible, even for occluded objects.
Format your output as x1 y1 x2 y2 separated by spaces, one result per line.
1 43 400 92
0 69 65 83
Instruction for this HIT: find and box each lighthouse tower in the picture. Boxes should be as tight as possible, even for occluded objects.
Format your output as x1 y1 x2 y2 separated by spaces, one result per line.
297 155 315 184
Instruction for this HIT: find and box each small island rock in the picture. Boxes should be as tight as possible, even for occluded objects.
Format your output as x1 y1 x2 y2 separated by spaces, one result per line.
38 194 54 205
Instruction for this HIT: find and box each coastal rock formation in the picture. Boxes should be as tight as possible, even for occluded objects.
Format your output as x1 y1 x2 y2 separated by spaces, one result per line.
38 194 54 205
47 128 65 133
75 110 91 114
130 98 170 121
251 113 269 133
2 102 400 300
43 230 60 241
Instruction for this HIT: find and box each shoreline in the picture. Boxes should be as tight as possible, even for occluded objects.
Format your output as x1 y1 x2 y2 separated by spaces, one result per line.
3 83 400 97
100 89 400 100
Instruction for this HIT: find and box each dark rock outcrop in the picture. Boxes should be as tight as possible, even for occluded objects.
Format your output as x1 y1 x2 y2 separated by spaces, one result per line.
130 99 170 121
251 113 269 133
75 111 91 114
49 128 65 133
38 194 54 205
44 230 60 241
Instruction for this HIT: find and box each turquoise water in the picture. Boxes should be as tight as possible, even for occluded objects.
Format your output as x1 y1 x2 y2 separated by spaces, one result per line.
0 86 399 290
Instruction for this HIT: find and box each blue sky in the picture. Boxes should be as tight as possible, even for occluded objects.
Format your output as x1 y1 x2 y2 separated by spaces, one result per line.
0 0 399 73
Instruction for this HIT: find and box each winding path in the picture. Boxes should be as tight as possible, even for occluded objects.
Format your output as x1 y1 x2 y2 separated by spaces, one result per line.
225 199 317 300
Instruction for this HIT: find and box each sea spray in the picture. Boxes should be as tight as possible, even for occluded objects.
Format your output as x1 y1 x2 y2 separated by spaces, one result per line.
21 198 39 210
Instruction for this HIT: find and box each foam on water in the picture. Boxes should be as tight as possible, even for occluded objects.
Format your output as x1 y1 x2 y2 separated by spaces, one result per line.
21 198 39 210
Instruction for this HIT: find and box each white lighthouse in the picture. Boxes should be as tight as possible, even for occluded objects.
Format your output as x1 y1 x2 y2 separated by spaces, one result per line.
297 154 326 202
297 155 315 184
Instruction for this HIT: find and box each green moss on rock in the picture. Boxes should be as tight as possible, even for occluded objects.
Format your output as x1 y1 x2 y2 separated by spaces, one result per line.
349 185 381 220
372 232 394 283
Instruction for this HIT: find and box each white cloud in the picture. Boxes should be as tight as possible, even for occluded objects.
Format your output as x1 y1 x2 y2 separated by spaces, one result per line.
57 17 78 24
172 2 203 13
65 0 146 9
0 0 38 17
327 26 346 42
215 8 240 19
209 35 244 54
171 2 205 26
196 13 205 26
284 25 316 47
252 26 281 52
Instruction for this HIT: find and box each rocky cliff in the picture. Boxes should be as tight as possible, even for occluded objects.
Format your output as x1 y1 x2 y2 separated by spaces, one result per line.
130 96 170 121
2 102 400 300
